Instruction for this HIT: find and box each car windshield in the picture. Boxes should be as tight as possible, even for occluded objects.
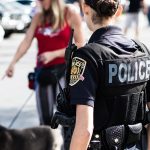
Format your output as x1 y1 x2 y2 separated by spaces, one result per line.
0 3 14 11
0 4 5 12
5 2 24 10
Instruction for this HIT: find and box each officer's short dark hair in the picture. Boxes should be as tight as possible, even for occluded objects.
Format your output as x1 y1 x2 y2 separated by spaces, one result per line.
85 0 119 23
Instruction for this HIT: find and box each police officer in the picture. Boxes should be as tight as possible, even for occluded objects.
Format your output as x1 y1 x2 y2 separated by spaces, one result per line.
51 0 150 149
65 0 150 150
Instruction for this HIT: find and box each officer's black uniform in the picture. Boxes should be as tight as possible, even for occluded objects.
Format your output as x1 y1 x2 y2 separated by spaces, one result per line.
68 26 150 149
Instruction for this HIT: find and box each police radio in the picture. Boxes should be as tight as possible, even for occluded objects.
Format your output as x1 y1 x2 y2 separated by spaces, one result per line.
51 29 77 129
65 29 77 85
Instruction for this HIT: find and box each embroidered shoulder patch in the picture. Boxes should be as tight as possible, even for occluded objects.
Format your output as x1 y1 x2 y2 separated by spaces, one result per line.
69 57 87 86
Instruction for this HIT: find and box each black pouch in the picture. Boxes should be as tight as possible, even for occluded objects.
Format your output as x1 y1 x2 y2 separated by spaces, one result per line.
126 123 142 145
104 125 125 150
36 64 65 86
28 72 35 90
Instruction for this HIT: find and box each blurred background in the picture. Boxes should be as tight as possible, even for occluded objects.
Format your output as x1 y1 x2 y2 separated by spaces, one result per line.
0 0 150 129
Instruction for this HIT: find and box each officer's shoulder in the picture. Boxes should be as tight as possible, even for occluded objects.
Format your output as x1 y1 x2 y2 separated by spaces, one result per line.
73 43 105 67
75 43 105 54
73 44 96 58
74 43 113 59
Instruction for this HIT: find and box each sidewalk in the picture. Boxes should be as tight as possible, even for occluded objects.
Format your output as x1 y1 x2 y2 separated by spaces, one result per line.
0 33 39 129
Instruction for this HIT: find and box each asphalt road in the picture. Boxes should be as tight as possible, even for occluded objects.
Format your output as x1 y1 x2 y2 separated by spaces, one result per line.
0 33 38 128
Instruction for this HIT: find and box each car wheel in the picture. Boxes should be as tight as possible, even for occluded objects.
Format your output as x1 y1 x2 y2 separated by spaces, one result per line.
4 30 13 38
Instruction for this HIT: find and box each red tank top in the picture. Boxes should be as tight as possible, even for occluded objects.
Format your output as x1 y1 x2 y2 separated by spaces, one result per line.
34 23 71 67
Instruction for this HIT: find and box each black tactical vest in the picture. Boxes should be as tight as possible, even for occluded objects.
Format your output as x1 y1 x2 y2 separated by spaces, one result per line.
78 42 150 130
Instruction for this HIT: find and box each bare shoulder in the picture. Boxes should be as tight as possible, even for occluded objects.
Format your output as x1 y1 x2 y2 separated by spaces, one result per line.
31 13 42 25
65 4 81 26
65 4 80 18
26 12 42 34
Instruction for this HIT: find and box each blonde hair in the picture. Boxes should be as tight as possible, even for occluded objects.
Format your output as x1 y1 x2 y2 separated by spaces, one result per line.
41 0 65 30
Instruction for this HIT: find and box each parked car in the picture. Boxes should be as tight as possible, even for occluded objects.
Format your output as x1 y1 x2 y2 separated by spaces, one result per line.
5 1 32 18
16 0 40 17
0 1 31 37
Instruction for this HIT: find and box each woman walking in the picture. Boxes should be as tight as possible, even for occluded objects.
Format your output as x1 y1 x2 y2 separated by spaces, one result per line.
6 0 84 125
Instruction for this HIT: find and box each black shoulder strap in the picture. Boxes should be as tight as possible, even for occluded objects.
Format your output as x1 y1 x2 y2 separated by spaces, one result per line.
132 40 150 55
65 29 77 86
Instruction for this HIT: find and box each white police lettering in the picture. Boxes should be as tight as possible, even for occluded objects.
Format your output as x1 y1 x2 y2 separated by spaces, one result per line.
108 59 150 84
135 62 138 81
139 61 145 80
109 64 117 83
118 63 127 83
128 63 134 82
146 60 150 79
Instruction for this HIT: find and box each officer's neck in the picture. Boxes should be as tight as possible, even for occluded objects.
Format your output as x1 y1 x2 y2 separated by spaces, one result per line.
91 19 114 32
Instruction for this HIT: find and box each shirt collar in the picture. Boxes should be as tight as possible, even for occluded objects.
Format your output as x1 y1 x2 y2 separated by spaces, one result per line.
88 26 123 43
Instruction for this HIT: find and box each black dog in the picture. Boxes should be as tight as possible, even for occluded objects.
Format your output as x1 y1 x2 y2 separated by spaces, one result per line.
0 125 63 150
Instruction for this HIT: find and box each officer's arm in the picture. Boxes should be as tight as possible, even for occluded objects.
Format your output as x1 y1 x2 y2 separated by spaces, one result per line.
70 105 94 150
147 102 150 149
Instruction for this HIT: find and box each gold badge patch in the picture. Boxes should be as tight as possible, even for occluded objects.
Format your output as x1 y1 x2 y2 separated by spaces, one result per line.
69 57 87 86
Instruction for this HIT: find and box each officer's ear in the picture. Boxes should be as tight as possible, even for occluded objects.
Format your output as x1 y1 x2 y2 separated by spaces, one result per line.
115 4 123 17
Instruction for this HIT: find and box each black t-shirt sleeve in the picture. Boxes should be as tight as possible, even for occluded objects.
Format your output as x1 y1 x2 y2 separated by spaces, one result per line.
69 48 99 107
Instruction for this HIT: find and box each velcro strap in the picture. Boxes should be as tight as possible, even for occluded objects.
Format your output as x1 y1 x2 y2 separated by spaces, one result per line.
128 123 142 134
126 123 142 145
105 125 125 149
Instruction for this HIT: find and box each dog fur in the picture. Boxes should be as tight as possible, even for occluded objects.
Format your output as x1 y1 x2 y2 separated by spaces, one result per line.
0 125 63 150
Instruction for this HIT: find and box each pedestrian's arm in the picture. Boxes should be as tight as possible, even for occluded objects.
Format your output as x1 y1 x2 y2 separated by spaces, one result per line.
147 102 150 149
39 6 85 64
38 48 67 64
67 4 85 48
141 0 148 15
70 105 93 150
9 14 39 66
140 0 144 7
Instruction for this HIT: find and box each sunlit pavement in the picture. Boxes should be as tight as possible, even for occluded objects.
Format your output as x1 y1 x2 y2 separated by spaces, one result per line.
0 13 150 129
0 33 38 128
116 12 150 47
